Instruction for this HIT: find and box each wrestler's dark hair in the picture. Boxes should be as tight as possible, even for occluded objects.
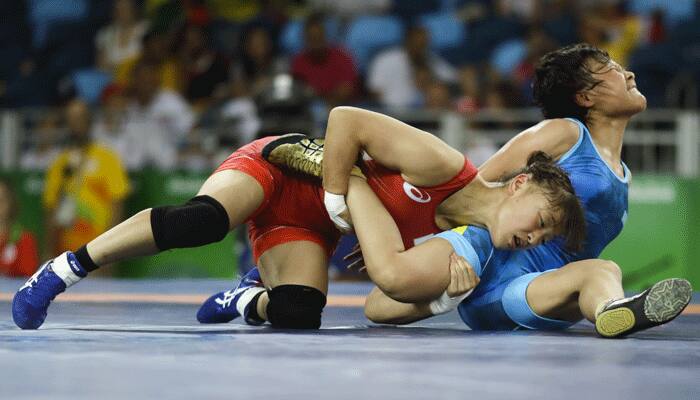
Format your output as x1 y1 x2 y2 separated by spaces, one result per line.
502 152 587 253
532 43 611 122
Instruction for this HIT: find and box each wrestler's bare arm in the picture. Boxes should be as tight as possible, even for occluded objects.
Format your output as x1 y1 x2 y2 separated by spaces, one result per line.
345 176 478 303
479 118 579 180
323 107 465 195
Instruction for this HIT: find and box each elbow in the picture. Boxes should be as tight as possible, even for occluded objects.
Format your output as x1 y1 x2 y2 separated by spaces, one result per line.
366 261 412 303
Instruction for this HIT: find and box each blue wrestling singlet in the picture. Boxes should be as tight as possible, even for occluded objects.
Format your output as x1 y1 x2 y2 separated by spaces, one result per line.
438 118 630 330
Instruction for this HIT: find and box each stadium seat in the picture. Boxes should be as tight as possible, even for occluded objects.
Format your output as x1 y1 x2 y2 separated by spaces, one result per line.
629 0 695 27
28 0 88 48
72 69 113 105
43 21 95 78
490 39 527 77
345 15 404 71
419 12 466 51
391 0 440 18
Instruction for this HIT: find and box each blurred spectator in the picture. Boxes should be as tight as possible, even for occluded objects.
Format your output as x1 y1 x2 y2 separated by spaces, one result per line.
20 111 62 170
120 61 195 170
92 84 131 161
291 14 359 106
578 2 642 66
368 25 457 108
206 0 261 24
513 27 558 103
647 9 667 44
218 96 262 146
307 0 390 17
483 79 524 109
95 0 148 74
0 2 32 101
115 29 183 92
178 24 230 109
537 0 578 46
43 99 130 257
0 179 39 277
424 80 452 111
455 65 482 114
232 25 285 96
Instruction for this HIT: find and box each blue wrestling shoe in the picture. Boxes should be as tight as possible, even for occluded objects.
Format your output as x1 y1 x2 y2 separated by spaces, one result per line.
12 252 87 330
197 267 266 325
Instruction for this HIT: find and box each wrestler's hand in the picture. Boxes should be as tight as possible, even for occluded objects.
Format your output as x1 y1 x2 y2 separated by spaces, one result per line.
328 175 367 234
446 253 480 298
344 243 366 273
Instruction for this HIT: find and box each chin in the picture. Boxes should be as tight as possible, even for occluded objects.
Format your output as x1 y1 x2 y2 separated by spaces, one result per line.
631 92 647 112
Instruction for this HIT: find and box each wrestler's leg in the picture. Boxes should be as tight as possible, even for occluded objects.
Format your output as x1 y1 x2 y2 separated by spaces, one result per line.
525 259 623 323
252 240 330 329
12 170 265 329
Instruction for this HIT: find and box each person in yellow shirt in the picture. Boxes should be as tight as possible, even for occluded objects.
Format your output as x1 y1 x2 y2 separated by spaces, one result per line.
44 100 131 256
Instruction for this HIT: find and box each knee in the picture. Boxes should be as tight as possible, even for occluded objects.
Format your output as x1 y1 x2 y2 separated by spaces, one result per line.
266 285 327 329
589 260 622 282
150 195 230 251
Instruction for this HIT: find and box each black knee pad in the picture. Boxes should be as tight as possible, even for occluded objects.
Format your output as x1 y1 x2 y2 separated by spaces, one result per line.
266 285 327 329
150 195 230 251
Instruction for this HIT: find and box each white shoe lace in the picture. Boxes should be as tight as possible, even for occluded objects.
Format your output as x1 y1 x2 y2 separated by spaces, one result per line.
215 290 236 309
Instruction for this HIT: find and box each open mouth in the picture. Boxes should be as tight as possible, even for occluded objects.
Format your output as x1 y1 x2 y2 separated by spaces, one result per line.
512 235 522 249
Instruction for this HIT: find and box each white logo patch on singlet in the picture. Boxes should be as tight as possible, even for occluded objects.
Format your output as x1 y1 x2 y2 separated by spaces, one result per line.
413 234 435 246
403 182 431 203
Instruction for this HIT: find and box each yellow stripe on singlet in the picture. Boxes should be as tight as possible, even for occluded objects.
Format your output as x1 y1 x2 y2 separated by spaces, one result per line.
451 226 468 235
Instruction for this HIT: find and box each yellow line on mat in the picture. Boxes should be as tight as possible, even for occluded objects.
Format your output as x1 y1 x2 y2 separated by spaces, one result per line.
1 293 698 314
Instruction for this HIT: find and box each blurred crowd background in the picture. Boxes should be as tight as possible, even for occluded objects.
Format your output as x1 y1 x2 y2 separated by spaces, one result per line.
0 0 699 286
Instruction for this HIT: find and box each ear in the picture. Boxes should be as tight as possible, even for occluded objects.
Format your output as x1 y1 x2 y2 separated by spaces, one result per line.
507 173 530 195
574 91 594 108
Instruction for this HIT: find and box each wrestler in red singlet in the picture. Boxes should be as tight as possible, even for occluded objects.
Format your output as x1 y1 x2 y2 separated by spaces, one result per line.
215 136 478 262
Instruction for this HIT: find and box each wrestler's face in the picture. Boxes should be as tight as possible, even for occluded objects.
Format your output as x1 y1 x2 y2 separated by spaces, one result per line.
581 59 647 118
491 176 560 250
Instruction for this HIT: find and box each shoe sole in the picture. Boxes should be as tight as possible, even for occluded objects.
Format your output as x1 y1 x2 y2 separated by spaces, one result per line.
262 134 324 177
595 278 692 338
596 307 635 337
643 278 692 323
261 133 307 160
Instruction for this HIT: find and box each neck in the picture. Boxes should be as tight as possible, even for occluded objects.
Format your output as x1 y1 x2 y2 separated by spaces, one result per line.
437 175 504 230
585 112 629 160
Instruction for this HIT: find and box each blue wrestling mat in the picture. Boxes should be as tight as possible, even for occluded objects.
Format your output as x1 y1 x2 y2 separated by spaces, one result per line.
1 278 699 400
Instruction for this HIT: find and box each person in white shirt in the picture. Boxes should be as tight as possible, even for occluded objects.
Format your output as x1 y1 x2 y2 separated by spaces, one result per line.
119 61 194 170
368 25 457 109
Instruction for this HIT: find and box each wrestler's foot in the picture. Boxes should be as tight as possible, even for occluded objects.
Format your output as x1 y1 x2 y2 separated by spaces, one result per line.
262 133 364 178
12 252 87 329
595 278 692 338
197 267 266 325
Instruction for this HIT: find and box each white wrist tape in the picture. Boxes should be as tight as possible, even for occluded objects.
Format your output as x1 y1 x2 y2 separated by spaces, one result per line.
429 288 474 315
324 191 352 232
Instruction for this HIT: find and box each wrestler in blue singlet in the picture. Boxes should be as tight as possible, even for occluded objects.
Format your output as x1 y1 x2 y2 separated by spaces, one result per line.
436 118 630 330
